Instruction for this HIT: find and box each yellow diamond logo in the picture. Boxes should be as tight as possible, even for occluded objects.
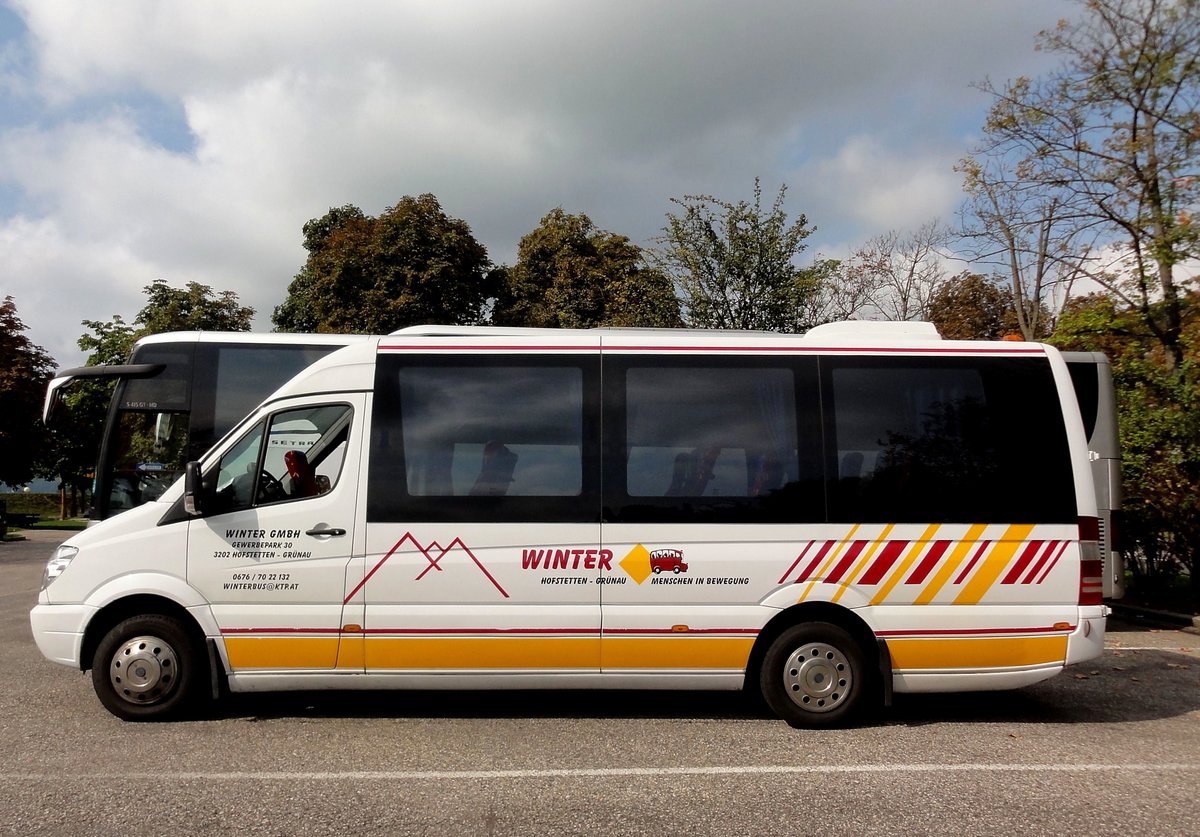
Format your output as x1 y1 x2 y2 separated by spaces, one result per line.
620 544 653 584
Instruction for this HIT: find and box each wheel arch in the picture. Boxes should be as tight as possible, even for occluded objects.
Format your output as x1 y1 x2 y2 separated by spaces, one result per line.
80 594 208 674
745 602 884 695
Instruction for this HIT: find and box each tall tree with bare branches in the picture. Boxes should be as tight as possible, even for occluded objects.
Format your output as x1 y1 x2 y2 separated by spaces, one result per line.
972 0 1199 369
843 221 949 321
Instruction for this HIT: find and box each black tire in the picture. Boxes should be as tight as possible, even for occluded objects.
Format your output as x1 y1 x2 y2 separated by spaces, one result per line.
759 621 869 728
91 613 205 721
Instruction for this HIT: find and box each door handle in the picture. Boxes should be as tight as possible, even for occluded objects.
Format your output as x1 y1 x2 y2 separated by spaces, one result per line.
305 527 346 537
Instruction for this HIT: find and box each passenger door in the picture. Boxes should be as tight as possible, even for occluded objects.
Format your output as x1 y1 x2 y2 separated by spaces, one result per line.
358 337 603 675
187 394 366 672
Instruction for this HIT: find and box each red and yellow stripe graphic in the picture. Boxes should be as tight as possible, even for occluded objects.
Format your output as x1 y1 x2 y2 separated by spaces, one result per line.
782 524 1072 605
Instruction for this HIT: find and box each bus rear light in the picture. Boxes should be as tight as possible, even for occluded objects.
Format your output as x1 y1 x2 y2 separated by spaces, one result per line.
1078 515 1100 542
1079 559 1104 606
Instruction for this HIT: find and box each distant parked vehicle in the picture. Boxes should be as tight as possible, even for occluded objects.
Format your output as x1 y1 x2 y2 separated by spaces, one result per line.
43 331 370 522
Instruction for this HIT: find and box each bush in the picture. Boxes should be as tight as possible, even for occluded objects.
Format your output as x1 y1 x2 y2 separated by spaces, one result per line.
1 492 61 518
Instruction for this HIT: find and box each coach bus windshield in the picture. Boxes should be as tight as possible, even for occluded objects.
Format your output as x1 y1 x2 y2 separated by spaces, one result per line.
46 334 359 521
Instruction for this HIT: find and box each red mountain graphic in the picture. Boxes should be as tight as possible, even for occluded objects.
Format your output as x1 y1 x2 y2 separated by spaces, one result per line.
344 531 509 603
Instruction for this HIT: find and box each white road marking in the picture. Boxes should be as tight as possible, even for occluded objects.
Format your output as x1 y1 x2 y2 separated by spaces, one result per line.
3 764 1198 781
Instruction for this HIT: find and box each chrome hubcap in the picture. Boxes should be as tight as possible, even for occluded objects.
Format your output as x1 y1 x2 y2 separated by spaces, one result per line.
782 641 852 713
109 635 179 706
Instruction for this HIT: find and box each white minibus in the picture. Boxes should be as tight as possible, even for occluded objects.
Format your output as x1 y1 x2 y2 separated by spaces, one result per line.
30 322 1109 727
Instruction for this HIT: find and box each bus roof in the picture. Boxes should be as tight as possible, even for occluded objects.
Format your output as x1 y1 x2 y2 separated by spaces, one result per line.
128 330 373 349
261 321 1059 408
389 321 947 343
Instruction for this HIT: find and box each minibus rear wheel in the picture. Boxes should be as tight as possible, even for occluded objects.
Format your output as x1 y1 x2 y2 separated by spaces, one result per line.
759 622 866 728
91 613 203 721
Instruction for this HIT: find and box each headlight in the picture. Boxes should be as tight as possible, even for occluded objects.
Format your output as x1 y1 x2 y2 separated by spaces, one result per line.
41 545 78 591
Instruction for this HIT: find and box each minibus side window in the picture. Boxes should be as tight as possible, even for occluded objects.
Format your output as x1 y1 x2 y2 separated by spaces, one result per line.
824 357 1076 523
626 367 798 498
398 366 582 497
1065 360 1100 441
368 356 600 523
607 359 824 524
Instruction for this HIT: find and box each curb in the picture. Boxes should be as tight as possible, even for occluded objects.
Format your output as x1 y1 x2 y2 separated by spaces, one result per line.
1109 602 1200 633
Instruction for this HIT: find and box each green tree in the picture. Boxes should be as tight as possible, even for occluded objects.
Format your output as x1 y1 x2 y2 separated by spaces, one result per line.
974 0 1200 369
0 296 55 489
492 208 681 328
76 280 253 368
654 179 819 331
927 272 1032 340
273 195 493 334
137 279 253 335
75 314 137 367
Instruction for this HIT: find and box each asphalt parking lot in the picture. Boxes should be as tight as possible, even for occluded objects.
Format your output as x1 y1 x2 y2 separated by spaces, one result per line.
3 530 1198 836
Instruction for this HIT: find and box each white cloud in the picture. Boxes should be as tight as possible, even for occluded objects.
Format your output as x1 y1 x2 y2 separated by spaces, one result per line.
802 135 964 234
0 214 151 363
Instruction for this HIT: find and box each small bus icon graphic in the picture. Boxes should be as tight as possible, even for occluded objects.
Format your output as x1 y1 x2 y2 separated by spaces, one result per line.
649 548 688 574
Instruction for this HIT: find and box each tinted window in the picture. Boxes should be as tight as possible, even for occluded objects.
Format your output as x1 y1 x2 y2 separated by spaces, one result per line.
1065 360 1100 441
399 366 582 497
606 358 823 523
121 344 194 412
211 345 340 435
824 357 1075 523
369 356 600 522
98 342 343 520
105 410 190 514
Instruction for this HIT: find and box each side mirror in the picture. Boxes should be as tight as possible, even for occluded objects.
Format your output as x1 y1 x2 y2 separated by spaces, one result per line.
184 461 205 516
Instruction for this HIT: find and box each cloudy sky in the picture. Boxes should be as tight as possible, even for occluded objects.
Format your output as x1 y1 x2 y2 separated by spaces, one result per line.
1 0 1074 368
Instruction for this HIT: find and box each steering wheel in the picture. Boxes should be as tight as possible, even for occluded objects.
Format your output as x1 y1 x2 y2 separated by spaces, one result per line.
257 469 286 502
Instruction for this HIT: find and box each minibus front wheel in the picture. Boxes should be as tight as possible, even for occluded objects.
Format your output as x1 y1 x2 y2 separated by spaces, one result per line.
91 613 204 721
759 621 867 728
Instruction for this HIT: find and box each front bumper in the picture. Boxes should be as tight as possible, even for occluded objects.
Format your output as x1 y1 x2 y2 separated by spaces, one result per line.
30 603 96 668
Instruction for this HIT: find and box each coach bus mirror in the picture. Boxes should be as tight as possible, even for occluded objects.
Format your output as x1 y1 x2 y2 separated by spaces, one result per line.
154 413 173 450
184 461 205 516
